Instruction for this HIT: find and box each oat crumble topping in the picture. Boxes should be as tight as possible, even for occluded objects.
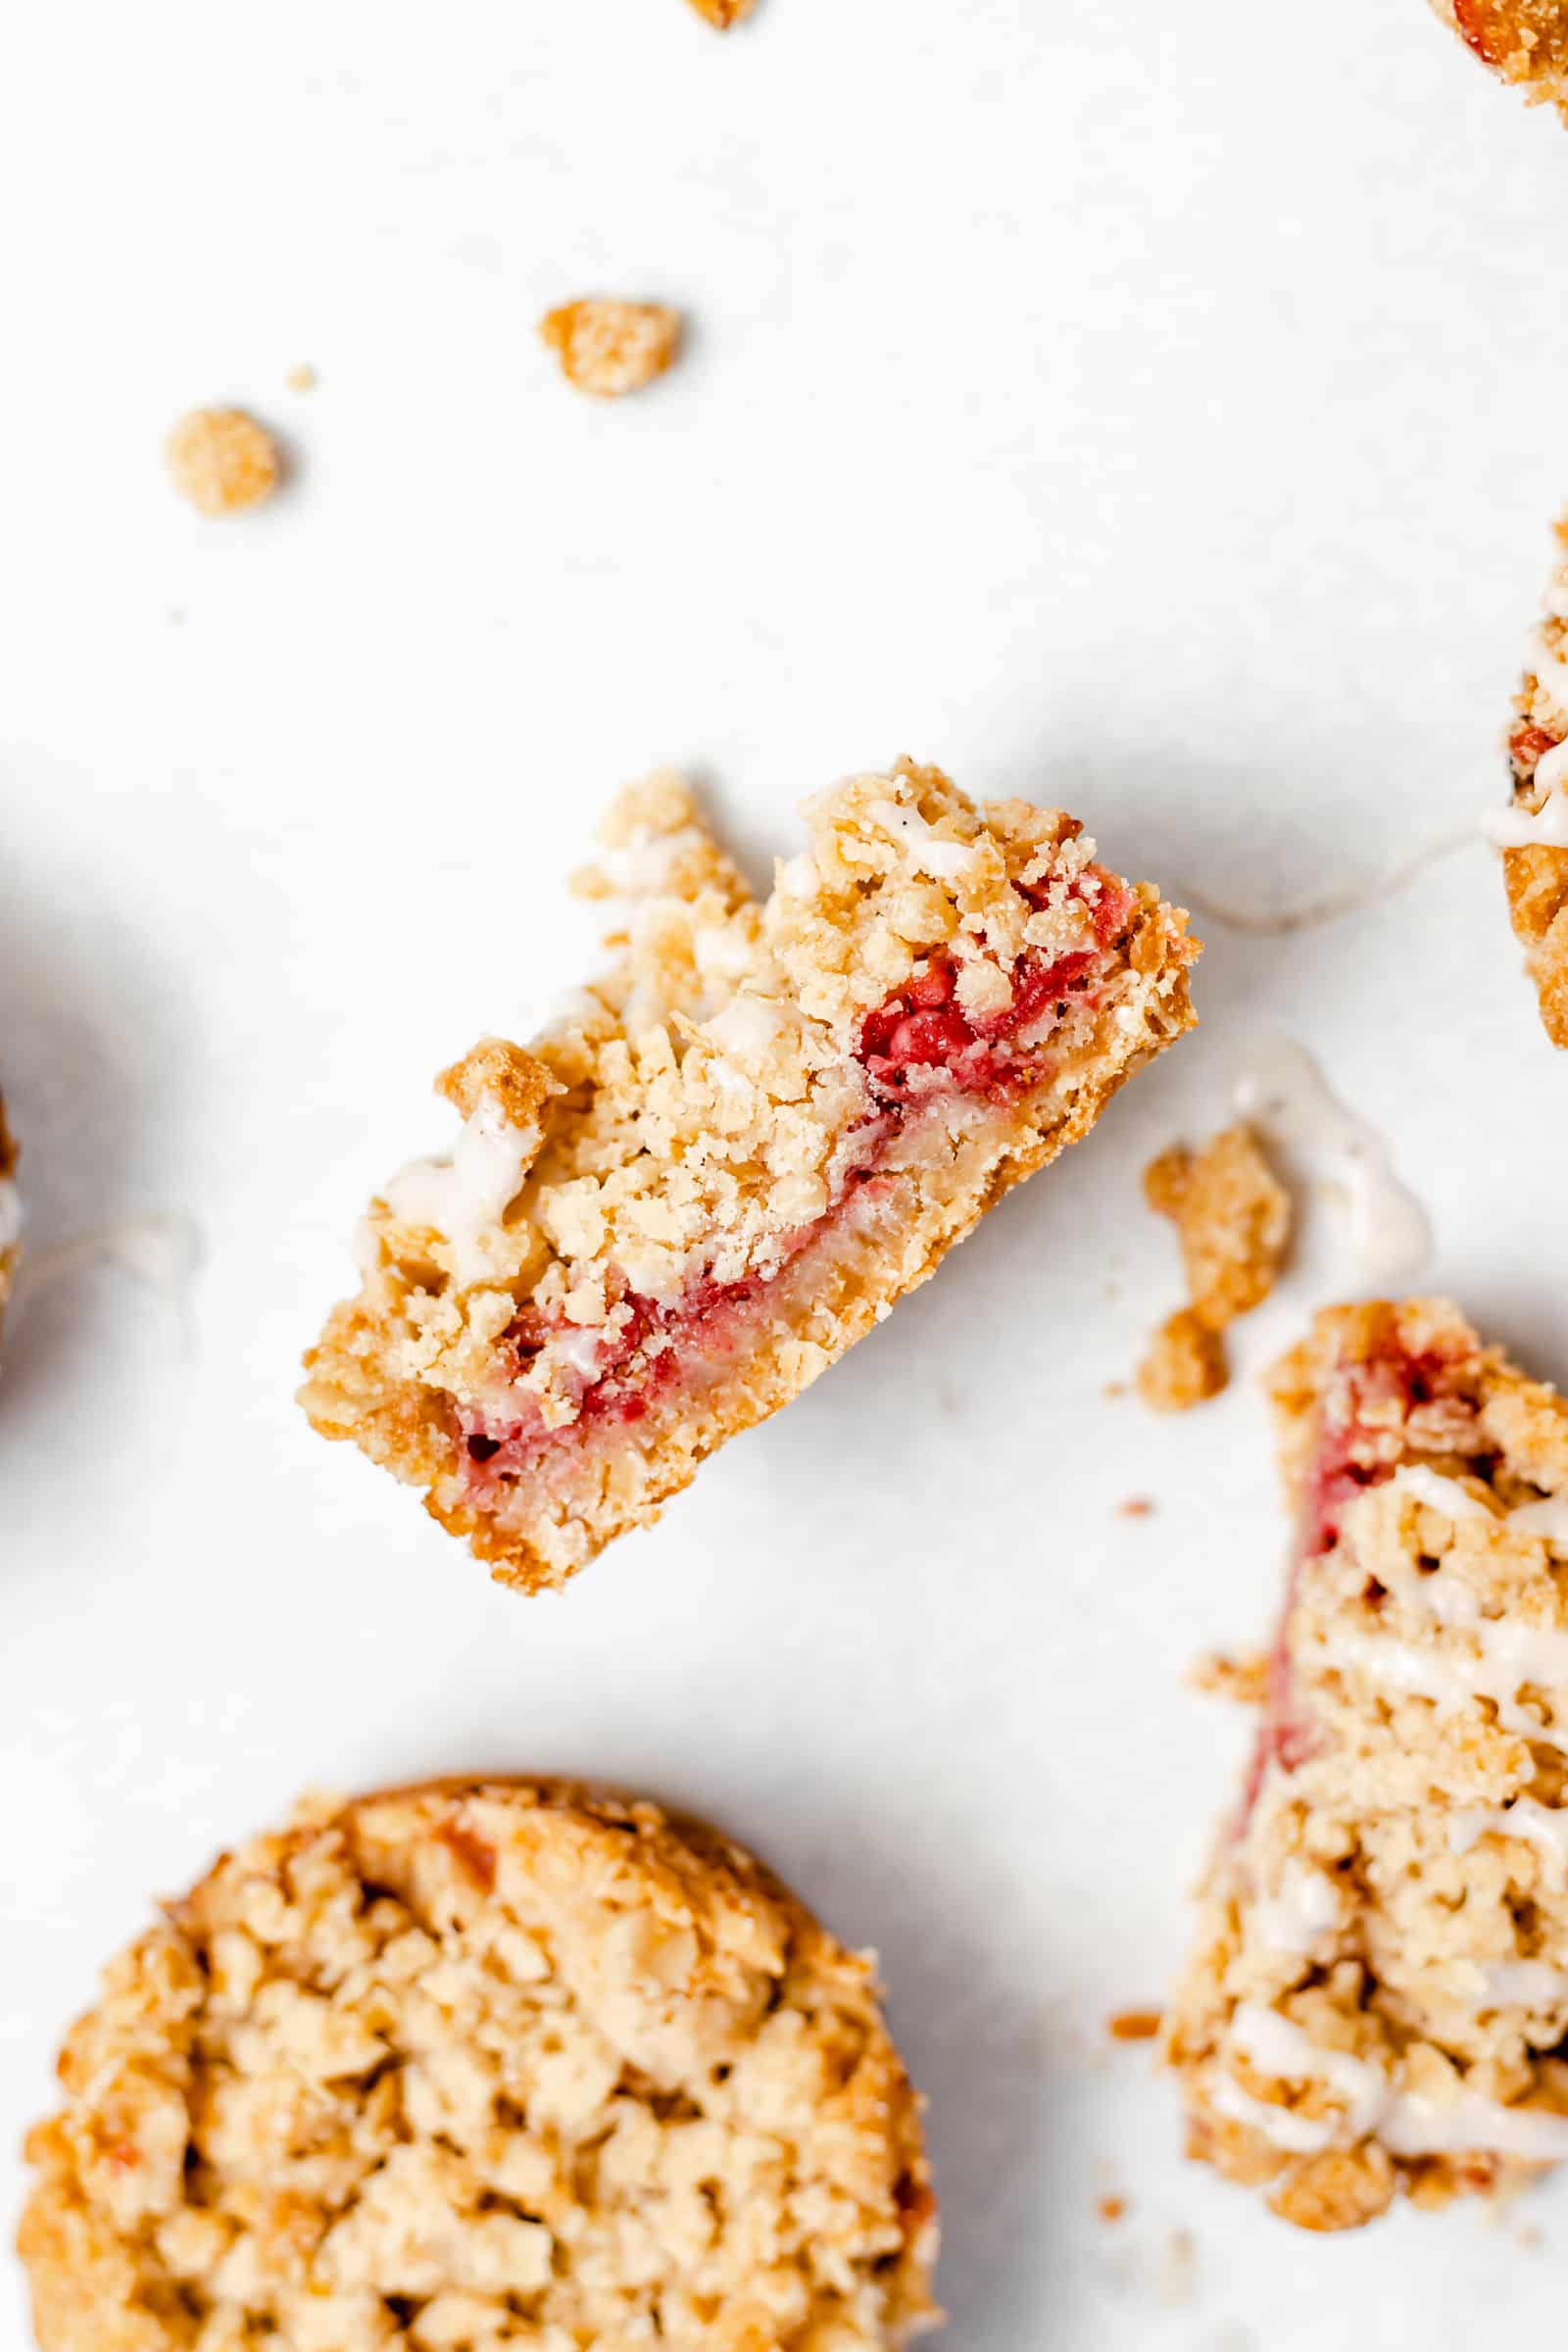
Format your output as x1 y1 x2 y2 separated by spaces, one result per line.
19 1781 939 2352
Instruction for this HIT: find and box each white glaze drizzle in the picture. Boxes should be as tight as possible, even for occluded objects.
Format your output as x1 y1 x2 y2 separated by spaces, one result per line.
1251 1859 1344 1956
1228 1034 1432 1289
1448 1797 1568 1873
1220 2003 1568 2162
384 1107 540 1288
14 1214 203 1354
869 799 984 883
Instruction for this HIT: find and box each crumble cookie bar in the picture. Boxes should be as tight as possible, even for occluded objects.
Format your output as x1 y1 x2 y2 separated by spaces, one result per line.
1428 0 1568 116
1167 1299 1568 2230
301 762 1198 1591
0 1087 19 1330
1485 516 1568 1046
19 1777 939 2352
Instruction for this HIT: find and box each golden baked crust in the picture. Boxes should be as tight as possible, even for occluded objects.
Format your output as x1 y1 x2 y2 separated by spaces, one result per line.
0 1087 19 1331
300 762 1198 1592
1429 0 1568 114
1494 516 1568 1047
1136 1125 1289 1412
539 302 682 399
19 1779 939 2352
1167 1300 1568 2230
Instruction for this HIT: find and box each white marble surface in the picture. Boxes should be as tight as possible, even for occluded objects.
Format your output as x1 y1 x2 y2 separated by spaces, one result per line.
3 1 1568 2343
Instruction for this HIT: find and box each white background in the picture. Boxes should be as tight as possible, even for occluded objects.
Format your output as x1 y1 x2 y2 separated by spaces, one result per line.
3 1 1567 2344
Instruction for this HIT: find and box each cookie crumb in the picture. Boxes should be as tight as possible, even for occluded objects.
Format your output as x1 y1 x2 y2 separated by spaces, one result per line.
1098 2194 1128 2224
1136 1123 1290 1411
1138 1306 1226 1412
1107 2006 1162 2042
1187 1647 1268 1705
1116 1496 1154 1519
540 300 682 399
1158 2227 1197 2310
166 407 281 516
686 0 758 22
285 363 318 393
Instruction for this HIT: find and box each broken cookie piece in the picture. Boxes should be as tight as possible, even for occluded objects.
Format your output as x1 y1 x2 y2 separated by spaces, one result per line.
1167 1299 1568 2230
301 761 1199 1592
1137 1124 1289 1412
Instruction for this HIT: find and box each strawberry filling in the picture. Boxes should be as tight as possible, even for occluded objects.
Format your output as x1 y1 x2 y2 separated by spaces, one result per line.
1239 1335 1480 1822
858 868 1134 1105
1511 721 1564 789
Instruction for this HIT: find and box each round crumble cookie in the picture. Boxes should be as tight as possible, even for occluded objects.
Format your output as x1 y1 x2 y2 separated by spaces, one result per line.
18 1779 939 2352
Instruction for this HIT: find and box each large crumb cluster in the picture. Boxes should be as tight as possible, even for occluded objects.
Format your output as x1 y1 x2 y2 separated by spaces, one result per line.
1137 1124 1290 1412
300 761 1198 1588
1168 1299 1568 2230
20 1779 939 2352
166 409 281 516
540 301 682 399
1429 0 1568 115
1500 515 1568 1048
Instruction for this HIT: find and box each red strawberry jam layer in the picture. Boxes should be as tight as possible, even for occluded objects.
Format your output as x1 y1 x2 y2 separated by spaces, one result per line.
858 870 1133 1106
1511 721 1565 789
1239 1333 1481 1821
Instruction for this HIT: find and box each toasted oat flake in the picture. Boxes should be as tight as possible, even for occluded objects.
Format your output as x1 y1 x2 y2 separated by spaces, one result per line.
166 407 280 515
540 300 682 399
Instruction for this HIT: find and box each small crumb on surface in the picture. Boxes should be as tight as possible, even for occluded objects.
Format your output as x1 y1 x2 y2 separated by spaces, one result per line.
1138 1305 1225 1413
1187 1648 1269 1705
1097 2194 1127 2224
1158 2227 1197 2310
1107 2007 1162 2043
540 300 682 399
1136 1123 1290 1411
1116 1495 1154 1519
686 0 758 22
285 363 318 392
167 408 281 516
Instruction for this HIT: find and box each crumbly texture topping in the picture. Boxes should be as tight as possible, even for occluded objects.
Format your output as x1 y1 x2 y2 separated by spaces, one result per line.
1502 515 1568 1047
166 410 281 517
1167 1299 1568 2230
1137 1125 1289 1412
20 1780 938 2352
539 302 682 399
301 761 1197 1587
1431 0 1568 112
